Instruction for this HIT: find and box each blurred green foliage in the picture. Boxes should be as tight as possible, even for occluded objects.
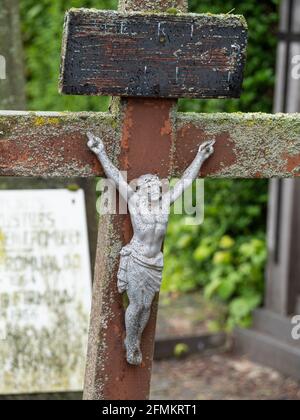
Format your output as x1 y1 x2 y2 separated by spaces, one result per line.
20 0 118 112
174 343 190 358
163 180 268 330
20 0 278 328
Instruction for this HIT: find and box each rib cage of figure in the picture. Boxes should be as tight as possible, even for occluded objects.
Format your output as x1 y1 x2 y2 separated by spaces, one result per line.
87 132 215 366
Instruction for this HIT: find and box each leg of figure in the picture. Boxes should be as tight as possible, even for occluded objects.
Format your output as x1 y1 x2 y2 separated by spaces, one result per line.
124 302 143 365
137 291 155 342
124 278 146 365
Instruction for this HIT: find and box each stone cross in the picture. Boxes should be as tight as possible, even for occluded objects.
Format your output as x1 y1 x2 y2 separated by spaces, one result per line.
1 0 300 401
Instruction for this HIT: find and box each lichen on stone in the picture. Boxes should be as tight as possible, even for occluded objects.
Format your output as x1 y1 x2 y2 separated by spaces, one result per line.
177 112 300 178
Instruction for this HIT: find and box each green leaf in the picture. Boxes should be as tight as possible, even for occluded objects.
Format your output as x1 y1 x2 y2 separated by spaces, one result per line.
217 279 236 301
204 278 222 299
174 343 189 358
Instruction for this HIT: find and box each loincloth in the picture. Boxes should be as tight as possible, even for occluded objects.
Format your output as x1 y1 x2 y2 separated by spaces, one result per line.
117 244 163 295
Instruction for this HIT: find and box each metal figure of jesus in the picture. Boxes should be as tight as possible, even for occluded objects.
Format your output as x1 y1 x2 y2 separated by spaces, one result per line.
87 132 215 365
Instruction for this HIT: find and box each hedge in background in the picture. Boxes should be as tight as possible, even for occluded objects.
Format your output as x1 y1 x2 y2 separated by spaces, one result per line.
164 180 268 330
20 0 118 112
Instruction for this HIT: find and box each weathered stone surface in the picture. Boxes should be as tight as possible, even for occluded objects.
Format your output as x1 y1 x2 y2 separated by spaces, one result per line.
0 189 92 394
60 10 247 99
176 112 300 178
0 111 119 177
83 98 175 400
118 0 188 13
1 111 300 178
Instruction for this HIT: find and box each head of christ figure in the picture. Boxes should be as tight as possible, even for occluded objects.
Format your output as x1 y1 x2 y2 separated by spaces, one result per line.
136 174 162 203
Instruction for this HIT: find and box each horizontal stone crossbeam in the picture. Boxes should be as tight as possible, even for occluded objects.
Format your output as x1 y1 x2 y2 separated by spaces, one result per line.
1 110 299 178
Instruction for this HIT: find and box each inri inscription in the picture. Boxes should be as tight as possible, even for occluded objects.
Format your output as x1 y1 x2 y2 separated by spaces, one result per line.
60 10 248 99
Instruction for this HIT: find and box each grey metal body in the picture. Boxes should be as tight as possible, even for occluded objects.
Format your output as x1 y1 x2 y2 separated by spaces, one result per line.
87 132 215 365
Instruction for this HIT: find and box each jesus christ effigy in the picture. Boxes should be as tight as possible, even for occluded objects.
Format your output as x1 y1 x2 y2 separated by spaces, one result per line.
87 132 215 365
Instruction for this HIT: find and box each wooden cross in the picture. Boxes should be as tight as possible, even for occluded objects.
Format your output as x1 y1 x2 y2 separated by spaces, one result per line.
1 0 300 400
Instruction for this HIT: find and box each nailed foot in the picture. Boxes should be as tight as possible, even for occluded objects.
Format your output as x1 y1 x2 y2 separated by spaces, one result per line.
125 338 143 366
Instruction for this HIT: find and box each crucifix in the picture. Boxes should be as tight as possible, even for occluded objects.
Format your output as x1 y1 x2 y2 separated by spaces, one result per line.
1 0 300 401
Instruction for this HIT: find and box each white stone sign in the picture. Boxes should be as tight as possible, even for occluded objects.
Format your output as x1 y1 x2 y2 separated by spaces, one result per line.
0 189 92 394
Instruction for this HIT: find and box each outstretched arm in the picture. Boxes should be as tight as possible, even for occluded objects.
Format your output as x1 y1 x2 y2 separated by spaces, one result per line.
87 132 134 201
166 140 215 205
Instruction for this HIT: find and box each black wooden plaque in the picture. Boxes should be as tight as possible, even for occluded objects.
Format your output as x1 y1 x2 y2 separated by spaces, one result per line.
60 10 248 99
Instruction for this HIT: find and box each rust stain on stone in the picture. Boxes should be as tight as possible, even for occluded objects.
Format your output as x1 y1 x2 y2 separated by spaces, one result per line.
160 119 172 136
0 112 117 177
201 133 236 176
120 103 133 172
122 214 133 244
120 98 176 180
175 125 236 177
284 153 300 174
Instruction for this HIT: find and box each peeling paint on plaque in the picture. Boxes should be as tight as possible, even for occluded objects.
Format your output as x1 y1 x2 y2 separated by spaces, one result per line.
0 189 92 394
60 10 248 99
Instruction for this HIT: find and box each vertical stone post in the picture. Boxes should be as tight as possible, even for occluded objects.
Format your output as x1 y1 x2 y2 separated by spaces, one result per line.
83 0 188 400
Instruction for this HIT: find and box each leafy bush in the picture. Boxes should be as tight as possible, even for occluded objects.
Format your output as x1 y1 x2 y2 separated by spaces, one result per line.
163 180 268 329
20 0 118 112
